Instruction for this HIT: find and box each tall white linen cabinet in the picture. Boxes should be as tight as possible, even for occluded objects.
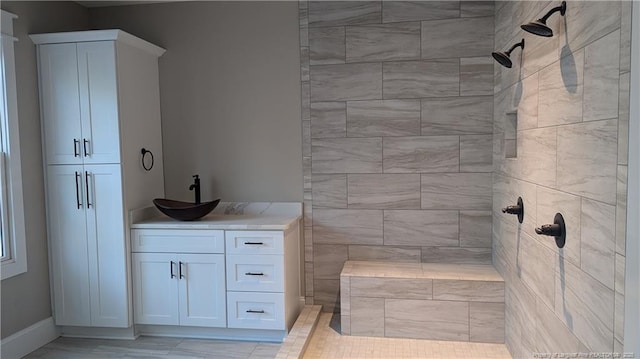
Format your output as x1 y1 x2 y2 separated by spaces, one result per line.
30 30 166 332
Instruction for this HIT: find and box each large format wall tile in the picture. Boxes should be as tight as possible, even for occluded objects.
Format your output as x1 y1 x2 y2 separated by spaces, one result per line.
555 259 615 352
312 138 382 173
347 174 421 209
313 245 349 280
421 247 492 264
383 60 459 99
583 30 620 122
309 27 345 65
460 57 493 96
383 136 459 173
557 119 618 204
459 210 492 248
460 135 492 172
313 278 340 312
460 1 494 18
421 17 493 59
581 198 616 289
422 96 493 135
313 209 383 245
310 102 346 138
538 50 584 127
385 299 470 341
470 302 505 343
421 173 492 210
346 22 420 62
310 63 382 101
564 0 620 52
520 234 556 309
382 1 460 23
309 1 382 27
616 165 627 255
383 210 459 247
312 174 347 208
514 127 557 188
347 99 420 137
536 299 582 354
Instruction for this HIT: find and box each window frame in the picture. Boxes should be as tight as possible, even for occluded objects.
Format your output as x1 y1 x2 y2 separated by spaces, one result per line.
1 9 27 280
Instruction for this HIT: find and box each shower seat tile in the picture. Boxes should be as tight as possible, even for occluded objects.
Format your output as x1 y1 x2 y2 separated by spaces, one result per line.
385 299 470 341
350 277 432 299
433 280 504 302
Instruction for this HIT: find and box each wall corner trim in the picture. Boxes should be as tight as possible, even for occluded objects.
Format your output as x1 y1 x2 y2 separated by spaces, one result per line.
1 317 60 358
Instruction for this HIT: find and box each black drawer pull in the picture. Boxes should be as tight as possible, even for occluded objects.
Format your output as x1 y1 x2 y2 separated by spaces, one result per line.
243 242 264 245
245 272 264 276
246 310 264 314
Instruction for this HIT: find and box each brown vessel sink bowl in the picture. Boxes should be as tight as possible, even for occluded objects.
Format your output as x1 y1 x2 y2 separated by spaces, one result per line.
153 198 221 221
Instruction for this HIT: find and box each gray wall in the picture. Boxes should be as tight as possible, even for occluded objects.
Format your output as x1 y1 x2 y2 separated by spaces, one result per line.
0 1 89 339
89 1 303 203
298 1 495 312
493 1 630 355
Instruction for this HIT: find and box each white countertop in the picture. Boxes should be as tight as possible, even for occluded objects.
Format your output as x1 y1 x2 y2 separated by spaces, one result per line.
130 202 302 231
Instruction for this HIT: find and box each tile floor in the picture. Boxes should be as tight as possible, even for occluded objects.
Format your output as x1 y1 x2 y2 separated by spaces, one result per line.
302 313 512 359
24 312 512 359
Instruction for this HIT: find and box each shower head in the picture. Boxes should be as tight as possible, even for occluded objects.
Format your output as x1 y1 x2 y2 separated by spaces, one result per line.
521 1 566 37
492 39 525 68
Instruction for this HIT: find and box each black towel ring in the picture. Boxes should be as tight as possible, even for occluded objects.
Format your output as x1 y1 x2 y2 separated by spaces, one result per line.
141 148 154 171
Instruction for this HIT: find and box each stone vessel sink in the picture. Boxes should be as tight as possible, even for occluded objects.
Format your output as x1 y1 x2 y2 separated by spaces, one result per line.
153 198 221 221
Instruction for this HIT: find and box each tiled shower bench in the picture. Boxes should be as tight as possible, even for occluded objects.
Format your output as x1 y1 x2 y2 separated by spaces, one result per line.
340 261 505 343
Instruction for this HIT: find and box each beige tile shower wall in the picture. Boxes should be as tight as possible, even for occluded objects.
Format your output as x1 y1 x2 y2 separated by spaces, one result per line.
493 1 630 356
299 1 495 312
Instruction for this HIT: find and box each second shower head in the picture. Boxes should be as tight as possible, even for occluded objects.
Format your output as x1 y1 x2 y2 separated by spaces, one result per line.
492 39 525 68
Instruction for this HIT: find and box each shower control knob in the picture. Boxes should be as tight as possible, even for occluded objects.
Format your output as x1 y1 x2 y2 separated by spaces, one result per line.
501 197 524 223
535 213 566 248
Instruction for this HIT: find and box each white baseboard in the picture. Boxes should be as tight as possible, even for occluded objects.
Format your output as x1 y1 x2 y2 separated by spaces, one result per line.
1 317 60 359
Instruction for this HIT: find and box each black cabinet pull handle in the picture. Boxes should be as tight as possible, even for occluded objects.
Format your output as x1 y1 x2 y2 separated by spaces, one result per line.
83 139 89 157
74 171 82 209
170 261 175 278
85 171 92 208
244 242 264 245
73 139 80 157
246 310 264 314
245 272 264 276
179 261 184 279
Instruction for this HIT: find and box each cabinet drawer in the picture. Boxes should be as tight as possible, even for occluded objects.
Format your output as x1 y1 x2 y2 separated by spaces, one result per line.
226 255 284 292
227 292 284 330
225 231 283 255
132 229 224 253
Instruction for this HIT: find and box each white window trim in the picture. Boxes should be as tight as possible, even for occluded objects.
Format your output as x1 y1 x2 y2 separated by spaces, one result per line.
1 9 27 280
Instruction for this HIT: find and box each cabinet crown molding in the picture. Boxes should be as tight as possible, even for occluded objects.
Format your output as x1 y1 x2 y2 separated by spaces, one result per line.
29 29 165 57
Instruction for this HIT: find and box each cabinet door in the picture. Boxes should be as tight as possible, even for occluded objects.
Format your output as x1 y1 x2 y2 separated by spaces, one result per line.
132 253 179 325
39 44 83 165
46 165 91 326
77 42 120 164
178 254 226 327
84 164 129 327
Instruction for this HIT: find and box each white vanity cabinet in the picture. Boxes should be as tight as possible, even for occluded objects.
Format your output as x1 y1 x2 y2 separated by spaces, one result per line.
131 229 227 328
31 30 166 330
129 211 302 341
